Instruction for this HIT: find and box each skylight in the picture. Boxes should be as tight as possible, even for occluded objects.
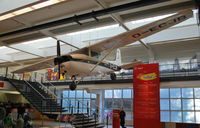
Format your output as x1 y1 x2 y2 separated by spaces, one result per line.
0 0 67 21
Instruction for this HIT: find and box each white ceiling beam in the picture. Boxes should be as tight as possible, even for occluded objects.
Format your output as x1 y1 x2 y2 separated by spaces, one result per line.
8 44 46 57
94 0 155 61
13 17 79 49
94 0 129 31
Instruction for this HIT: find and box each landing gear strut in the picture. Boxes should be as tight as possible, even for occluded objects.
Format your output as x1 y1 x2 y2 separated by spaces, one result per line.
110 73 116 80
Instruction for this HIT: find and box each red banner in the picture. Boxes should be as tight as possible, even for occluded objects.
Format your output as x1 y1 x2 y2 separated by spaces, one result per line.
133 63 160 128
0 82 4 87
112 109 120 128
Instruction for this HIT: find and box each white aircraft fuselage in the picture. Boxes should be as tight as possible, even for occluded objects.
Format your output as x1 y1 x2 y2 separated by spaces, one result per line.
58 54 121 77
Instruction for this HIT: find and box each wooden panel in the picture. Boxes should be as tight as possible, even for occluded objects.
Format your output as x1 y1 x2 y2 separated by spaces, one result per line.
165 122 176 128
176 123 187 128
160 122 165 128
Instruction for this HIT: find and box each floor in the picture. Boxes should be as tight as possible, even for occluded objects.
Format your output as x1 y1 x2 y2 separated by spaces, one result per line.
32 120 134 128
32 120 73 128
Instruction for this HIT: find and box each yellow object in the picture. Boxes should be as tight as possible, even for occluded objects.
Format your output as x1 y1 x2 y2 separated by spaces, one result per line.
60 74 66 80
137 73 157 81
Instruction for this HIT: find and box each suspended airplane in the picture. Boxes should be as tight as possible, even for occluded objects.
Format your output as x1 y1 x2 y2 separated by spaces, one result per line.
12 9 193 90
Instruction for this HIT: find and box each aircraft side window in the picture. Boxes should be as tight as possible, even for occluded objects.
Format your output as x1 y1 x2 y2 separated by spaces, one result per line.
91 51 101 59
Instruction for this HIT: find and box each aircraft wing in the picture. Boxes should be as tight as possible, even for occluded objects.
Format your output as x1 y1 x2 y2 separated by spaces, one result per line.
120 61 143 70
12 56 55 73
12 9 192 73
72 9 193 54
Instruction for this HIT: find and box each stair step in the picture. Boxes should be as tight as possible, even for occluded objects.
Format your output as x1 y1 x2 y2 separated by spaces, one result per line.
86 124 104 128
73 117 94 122
72 119 97 125
74 123 103 128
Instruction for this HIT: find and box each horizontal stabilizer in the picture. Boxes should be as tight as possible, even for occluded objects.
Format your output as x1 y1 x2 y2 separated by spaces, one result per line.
120 61 143 70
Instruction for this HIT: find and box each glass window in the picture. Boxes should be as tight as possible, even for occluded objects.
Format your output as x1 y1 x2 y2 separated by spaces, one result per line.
160 99 169 110
63 90 69 98
82 100 90 108
77 99 83 108
123 99 132 110
170 99 181 110
114 89 122 98
183 112 195 123
182 99 194 110
71 100 76 107
125 110 133 120
76 90 83 98
81 109 87 113
182 88 193 98
91 94 96 98
113 99 123 109
84 90 90 98
161 111 170 122
69 90 75 98
105 90 113 98
160 88 169 98
104 99 113 109
170 88 181 98
195 99 200 110
171 111 182 122
196 112 200 123
104 109 112 119
62 100 69 108
194 88 200 98
123 89 132 98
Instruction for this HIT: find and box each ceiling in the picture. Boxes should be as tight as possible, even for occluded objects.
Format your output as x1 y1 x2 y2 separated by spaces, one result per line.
0 0 195 44
0 0 198 67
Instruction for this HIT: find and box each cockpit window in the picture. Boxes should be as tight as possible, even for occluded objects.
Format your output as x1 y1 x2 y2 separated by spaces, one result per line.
90 50 116 61
91 51 101 59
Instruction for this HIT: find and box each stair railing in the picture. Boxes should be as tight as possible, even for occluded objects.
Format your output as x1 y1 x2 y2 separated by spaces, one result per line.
23 80 62 113
75 98 100 127
36 81 57 100
24 80 46 99
45 80 57 95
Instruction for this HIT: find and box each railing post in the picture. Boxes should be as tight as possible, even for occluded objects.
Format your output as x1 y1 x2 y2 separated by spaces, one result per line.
77 101 80 114
106 115 109 128
87 101 89 116
95 111 97 128
5 67 8 78
22 73 25 80
12 73 14 79
61 92 63 113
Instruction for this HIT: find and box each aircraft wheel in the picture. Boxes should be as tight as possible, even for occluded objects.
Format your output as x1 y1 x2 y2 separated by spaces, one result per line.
69 81 77 90
110 73 116 80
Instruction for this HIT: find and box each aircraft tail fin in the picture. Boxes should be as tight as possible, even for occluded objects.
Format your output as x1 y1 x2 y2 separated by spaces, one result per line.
115 49 122 65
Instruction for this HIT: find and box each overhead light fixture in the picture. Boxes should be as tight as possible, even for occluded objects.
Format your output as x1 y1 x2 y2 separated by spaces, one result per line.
0 0 67 21
12 7 33 15
0 13 15 21
32 0 59 9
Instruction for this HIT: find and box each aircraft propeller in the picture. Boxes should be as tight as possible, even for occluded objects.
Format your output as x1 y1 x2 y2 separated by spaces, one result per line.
57 40 61 79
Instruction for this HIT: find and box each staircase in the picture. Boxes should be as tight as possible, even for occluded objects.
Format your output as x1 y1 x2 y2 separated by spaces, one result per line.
7 78 65 115
70 113 104 128
7 78 104 127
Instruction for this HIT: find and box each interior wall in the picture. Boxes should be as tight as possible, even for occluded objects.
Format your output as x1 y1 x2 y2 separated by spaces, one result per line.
0 92 28 103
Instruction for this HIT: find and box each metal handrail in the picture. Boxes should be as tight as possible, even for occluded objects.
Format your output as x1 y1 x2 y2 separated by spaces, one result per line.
76 99 99 114
36 81 57 99
24 80 46 99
